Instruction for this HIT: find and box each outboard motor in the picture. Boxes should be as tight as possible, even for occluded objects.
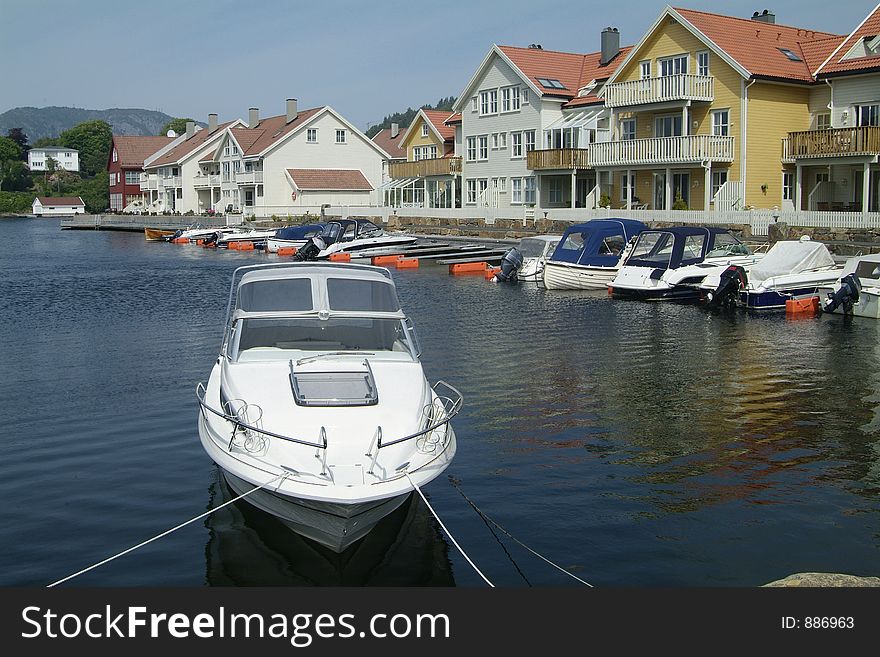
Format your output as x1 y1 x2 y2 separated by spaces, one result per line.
494 247 524 283
202 231 219 247
705 265 747 309
824 273 860 314
293 235 327 261
165 228 184 242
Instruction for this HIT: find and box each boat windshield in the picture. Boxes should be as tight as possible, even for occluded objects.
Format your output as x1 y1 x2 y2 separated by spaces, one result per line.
357 221 382 238
518 238 555 259
627 231 674 268
232 316 416 360
706 232 750 258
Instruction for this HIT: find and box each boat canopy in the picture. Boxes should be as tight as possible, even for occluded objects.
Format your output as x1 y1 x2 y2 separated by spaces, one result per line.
625 227 745 270
748 239 835 282
549 218 647 267
273 223 327 241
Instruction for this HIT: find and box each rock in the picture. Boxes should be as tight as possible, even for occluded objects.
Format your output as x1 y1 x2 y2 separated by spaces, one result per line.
763 573 880 587
768 221 790 243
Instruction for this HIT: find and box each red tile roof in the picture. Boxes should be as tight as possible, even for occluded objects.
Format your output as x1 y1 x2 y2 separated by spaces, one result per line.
145 121 236 168
371 127 406 159
235 109 323 156
286 169 373 191
444 112 462 124
798 36 846 75
35 196 83 206
112 135 175 168
421 110 456 141
674 7 843 82
816 4 880 75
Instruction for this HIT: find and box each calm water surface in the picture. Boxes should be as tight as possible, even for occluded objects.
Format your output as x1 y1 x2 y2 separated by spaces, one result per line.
1 217 879 586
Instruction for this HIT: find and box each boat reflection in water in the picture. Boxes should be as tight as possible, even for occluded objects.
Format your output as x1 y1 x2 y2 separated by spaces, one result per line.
204 471 455 586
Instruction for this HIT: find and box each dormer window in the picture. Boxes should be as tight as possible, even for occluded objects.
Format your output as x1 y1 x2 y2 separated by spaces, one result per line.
421 124 429 137
537 78 566 90
778 48 802 62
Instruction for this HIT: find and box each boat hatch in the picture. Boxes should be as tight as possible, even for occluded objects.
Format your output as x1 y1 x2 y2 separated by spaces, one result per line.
290 362 378 407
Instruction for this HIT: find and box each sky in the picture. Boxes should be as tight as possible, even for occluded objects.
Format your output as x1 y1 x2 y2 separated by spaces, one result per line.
0 0 872 132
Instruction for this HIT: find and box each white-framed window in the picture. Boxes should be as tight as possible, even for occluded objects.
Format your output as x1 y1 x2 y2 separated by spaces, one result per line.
466 179 477 204
112 149 118 162
501 87 511 113
655 114 683 137
511 132 523 158
480 89 498 115
421 123 429 137
620 118 636 141
782 172 793 201
511 87 521 110
549 177 565 204
659 53 688 76
521 88 529 105
478 135 488 160
498 132 507 148
856 104 879 126
524 177 536 204
620 172 636 202
257 185 263 197
336 129 347 143
307 128 317 143
232 143 238 155
466 136 477 162
492 177 507 192
712 109 730 136
511 178 523 203
524 130 536 152
816 113 831 130
697 51 710 77
471 96 478 112
640 60 651 79
492 133 500 149
125 171 139 185
711 170 728 198
478 178 489 203
224 143 231 156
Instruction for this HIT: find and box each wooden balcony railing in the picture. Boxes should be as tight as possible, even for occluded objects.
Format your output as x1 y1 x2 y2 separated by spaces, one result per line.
603 74 714 108
588 135 734 167
527 149 592 170
389 157 462 179
784 126 880 159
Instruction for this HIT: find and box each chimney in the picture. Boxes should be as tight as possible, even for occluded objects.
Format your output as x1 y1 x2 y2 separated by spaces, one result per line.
185 121 195 139
600 27 620 65
248 107 260 128
391 123 399 138
286 98 298 123
208 113 218 133
751 9 776 23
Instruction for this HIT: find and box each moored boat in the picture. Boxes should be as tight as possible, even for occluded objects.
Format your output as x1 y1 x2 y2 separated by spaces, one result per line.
144 227 176 241
294 220 417 260
818 253 880 318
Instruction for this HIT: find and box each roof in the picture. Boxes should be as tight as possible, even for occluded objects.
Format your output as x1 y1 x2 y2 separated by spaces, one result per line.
30 147 78 153
145 121 237 168
371 127 406 159
673 7 843 82
815 3 880 75
112 135 175 168
234 109 323 156
444 112 462 125
286 169 373 191
34 196 84 206
421 110 456 141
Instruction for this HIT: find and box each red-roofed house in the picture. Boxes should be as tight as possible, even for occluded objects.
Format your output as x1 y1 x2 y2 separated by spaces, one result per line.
32 196 85 216
593 6 846 212
450 28 631 210
108 135 175 212
386 109 461 208
197 101 390 214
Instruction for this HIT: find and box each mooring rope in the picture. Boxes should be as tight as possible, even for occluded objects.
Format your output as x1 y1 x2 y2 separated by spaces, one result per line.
450 477 593 587
404 472 495 587
48 472 289 588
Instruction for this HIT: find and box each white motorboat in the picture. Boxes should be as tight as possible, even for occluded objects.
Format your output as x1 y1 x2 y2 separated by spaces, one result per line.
295 219 417 260
197 262 460 552
217 228 279 249
490 235 559 284
165 224 243 242
610 227 760 301
265 223 328 253
542 219 647 290
818 253 880 318
700 238 841 309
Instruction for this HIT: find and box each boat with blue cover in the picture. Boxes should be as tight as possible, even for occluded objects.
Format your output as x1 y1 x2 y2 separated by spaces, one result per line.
265 223 328 253
542 218 648 290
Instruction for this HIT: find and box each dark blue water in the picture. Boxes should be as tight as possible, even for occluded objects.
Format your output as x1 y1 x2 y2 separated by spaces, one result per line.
1 217 879 587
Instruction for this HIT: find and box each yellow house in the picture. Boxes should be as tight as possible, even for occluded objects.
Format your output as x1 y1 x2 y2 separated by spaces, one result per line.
593 6 844 211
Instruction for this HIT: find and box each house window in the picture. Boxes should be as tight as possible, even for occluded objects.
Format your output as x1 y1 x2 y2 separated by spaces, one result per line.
466 179 477 204
493 177 507 192
224 143 231 156
421 123 429 137
511 132 523 158
125 171 139 185
712 109 730 136
478 178 488 203
524 130 535 152
549 177 565 204
501 87 511 112
621 118 636 141
711 170 728 198
307 128 317 142
112 149 118 162
498 132 507 148
778 48 802 62
659 54 688 76
655 114 683 137
640 60 651 79
511 178 523 203
816 114 831 130
697 51 710 76
471 97 478 112
521 88 529 105
257 185 263 197
478 135 488 160
480 90 498 115
466 136 477 162
232 144 238 155
782 172 793 201
511 87 521 110
336 129 347 143
620 173 636 202
524 177 536 204
492 133 499 149
856 104 879 126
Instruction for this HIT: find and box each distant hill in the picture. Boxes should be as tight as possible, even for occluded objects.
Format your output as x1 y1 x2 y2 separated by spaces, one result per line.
0 106 187 142
366 96 456 138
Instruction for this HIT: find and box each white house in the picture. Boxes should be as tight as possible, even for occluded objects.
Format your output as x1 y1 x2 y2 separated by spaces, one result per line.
32 196 85 216
28 147 79 172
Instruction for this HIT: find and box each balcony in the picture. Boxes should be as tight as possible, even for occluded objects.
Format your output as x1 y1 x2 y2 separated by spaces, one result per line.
389 157 462 179
588 135 735 167
193 174 221 188
235 171 264 185
527 149 592 170
140 176 158 190
603 74 714 108
162 176 182 188
783 126 880 161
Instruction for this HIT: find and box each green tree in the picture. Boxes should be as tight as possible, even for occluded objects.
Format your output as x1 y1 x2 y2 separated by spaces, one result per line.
0 161 32 191
6 128 29 157
75 171 109 213
160 118 196 136
59 120 112 176
33 136 62 148
0 136 23 191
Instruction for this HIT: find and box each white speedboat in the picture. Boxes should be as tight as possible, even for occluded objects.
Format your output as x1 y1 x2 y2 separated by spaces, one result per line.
700 238 841 309
295 220 417 260
197 262 460 552
217 228 279 249
610 227 759 301
543 219 647 290
165 224 242 242
265 223 328 253
819 253 880 318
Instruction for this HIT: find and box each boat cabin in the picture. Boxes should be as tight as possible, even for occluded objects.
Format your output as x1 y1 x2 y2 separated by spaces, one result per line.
549 219 647 267
273 223 327 241
624 227 749 271
321 219 384 245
